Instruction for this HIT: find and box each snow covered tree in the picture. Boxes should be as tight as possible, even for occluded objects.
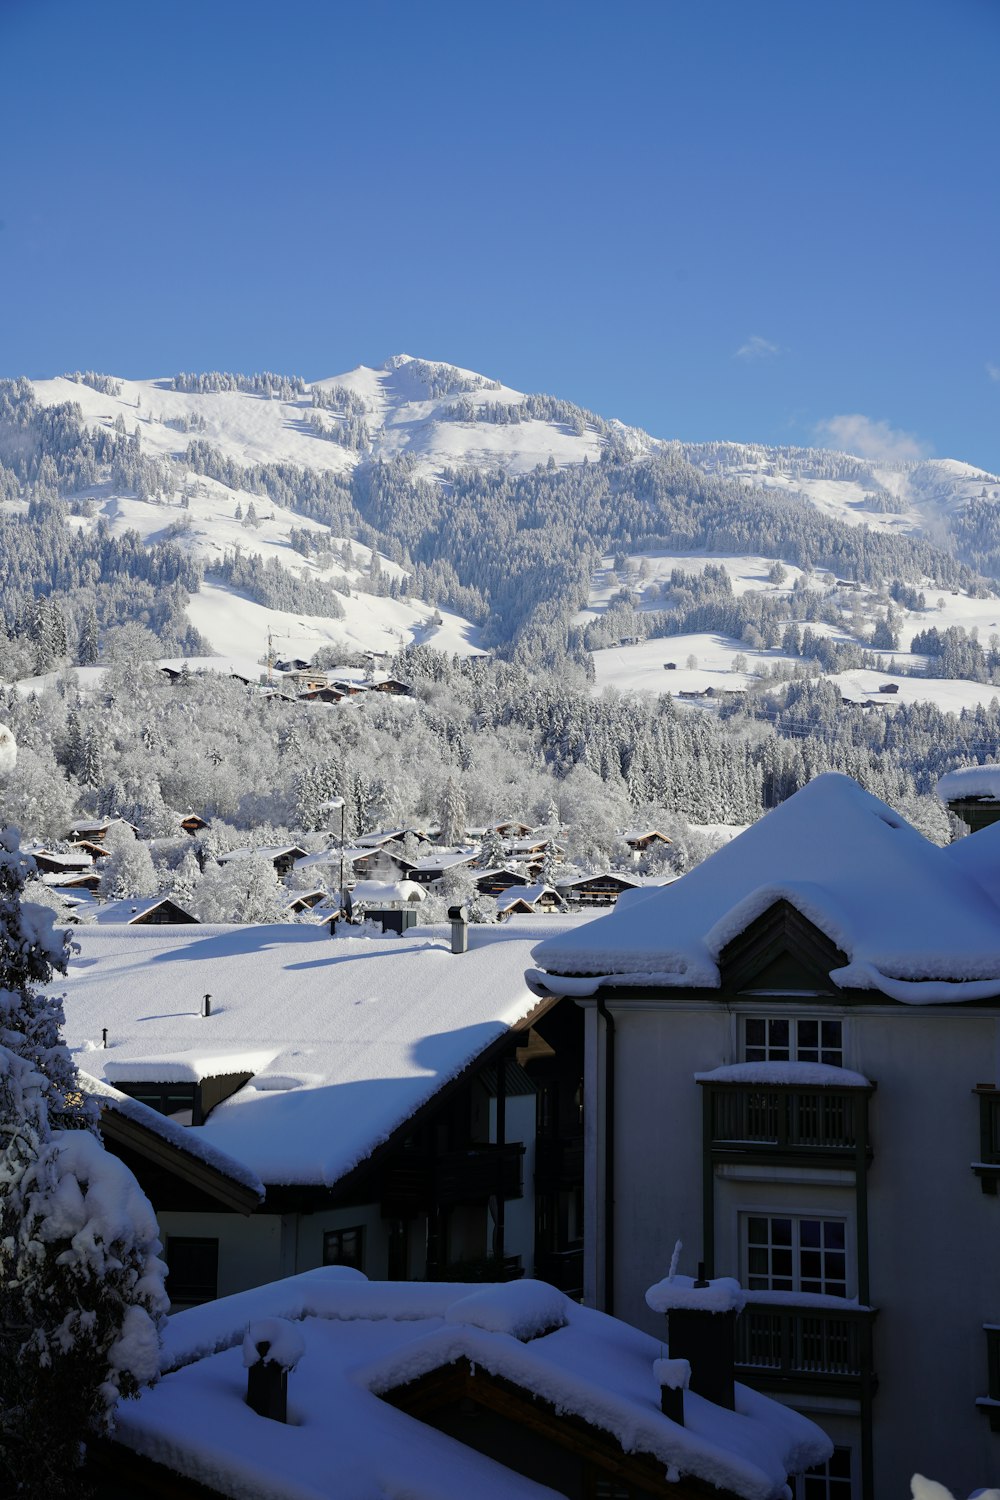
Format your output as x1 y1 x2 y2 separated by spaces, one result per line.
98 824 159 899
0 828 167 1497
169 848 202 906
77 606 99 666
439 776 468 846
190 854 287 925
478 826 506 868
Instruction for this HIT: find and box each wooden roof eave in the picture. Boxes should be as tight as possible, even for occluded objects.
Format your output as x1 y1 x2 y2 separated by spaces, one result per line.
98 1107 262 1216
264 990 563 1210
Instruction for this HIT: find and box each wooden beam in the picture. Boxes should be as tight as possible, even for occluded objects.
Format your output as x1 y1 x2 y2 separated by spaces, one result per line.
98 1109 261 1215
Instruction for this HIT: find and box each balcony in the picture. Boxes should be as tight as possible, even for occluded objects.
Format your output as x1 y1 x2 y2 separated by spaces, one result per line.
437 1143 524 1206
973 1088 1000 1193
700 1080 873 1168
381 1143 524 1216
534 1135 585 1189
735 1299 877 1398
534 1246 584 1297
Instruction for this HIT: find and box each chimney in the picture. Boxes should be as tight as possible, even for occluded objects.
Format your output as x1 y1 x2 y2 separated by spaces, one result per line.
201 993 212 1018
645 1265 744 1412
654 1357 690 1424
243 1318 304 1423
245 1341 288 1422
448 904 469 955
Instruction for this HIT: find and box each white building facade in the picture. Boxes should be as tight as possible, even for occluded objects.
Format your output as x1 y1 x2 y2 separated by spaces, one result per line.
532 773 1000 1500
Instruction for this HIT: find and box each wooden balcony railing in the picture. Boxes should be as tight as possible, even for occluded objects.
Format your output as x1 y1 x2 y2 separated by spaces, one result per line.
381 1143 524 1216
700 1082 872 1167
534 1247 584 1297
735 1300 877 1398
534 1135 585 1188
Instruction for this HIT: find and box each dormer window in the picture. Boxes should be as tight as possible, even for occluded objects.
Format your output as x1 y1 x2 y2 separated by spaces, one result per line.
744 1017 843 1068
117 1081 197 1125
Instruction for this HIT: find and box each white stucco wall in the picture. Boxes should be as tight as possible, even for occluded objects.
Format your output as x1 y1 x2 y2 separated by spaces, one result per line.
590 995 1000 1498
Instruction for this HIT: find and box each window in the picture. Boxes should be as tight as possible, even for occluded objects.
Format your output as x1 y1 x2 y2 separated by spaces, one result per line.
744 1017 843 1067
323 1226 364 1271
745 1215 847 1297
166 1236 218 1305
118 1081 198 1125
795 1446 853 1497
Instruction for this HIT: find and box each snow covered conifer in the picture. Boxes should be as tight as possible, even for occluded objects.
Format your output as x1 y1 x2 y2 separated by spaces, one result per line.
0 828 167 1497
439 775 468 846
478 826 506 868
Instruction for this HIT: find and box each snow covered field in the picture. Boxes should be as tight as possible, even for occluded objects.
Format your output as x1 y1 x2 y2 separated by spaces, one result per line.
586 547 1000 712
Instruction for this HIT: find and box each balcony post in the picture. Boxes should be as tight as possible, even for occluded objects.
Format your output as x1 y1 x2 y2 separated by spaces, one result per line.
494 1051 507 1264
702 1086 715 1278
855 1094 870 1307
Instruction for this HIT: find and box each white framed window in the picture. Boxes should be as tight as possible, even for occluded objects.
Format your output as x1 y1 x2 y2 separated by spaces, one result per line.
743 1016 843 1067
744 1214 848 1298
795 1445 853 1498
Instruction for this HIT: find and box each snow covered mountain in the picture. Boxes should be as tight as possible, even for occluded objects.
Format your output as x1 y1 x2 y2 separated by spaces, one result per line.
680 440 999 543
16 354 1000 671
32 355 998 536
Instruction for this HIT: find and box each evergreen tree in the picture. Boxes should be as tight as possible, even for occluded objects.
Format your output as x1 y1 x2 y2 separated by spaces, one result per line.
78 607 99 665
0 827 167 1497
439 775 468 846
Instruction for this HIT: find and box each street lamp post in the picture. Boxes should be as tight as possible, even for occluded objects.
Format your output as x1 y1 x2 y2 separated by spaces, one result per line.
319 797 347 924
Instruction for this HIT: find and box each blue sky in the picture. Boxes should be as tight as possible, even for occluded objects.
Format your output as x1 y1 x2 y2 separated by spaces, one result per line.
2 0 998 469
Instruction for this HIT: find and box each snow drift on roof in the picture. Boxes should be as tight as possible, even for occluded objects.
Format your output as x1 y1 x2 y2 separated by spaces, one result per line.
79 1072 264 1197
531 773 1000 1005
937 765 1000 804
122 1269 829 1500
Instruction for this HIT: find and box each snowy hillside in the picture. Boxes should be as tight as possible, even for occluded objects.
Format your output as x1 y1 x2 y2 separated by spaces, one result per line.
681 440 1000 541
15 355 1000 677
31 354 630 483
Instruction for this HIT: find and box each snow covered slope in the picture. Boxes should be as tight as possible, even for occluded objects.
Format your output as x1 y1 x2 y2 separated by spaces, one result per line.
31 354 628 483
681 441 1000 540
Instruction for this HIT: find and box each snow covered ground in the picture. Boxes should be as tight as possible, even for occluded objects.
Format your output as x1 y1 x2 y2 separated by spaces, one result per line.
188 577 481 664
585 548 1000 711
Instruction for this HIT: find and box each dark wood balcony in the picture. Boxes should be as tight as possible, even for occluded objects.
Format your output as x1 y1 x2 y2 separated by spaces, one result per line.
973 1087 1000 1193
735 1300 877 1398
700 1081 873 1168
534 1246 584 1297
381 1143 524 1216
436 1253 524 1283
534 1135 584 1188
437 1143 524 1206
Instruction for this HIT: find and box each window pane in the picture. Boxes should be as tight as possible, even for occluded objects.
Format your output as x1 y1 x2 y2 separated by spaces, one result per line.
772 1219 792 1245
824 1221 846 1250
800 1219 822 1248
746 1019 765 1047
768 1020 789 1049
166 1237 218 1305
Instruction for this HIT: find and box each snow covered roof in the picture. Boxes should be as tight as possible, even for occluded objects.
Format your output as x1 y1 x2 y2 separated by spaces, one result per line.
114 1269 829 1500
91 897 198 926
496 884 562 913
350 878 425 905
62 917 596 1187
937 764 1000 804
531 773 1000 1005
80 1071 264 1203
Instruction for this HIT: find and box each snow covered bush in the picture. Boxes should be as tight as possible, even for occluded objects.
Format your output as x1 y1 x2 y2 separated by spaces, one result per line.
190 852 288 924
0 830 167 1498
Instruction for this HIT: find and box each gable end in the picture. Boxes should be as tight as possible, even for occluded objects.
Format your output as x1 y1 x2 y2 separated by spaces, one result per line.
718 898 849 995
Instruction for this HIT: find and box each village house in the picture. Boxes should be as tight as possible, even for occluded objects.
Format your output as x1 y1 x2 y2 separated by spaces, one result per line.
556 871 642 907
62 917 590 1310
87 1268 831 1500
529 771 1000 1500
217 844 309 878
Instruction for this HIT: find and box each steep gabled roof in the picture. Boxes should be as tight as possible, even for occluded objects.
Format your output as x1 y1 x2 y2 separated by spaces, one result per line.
532 773 1000 1005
